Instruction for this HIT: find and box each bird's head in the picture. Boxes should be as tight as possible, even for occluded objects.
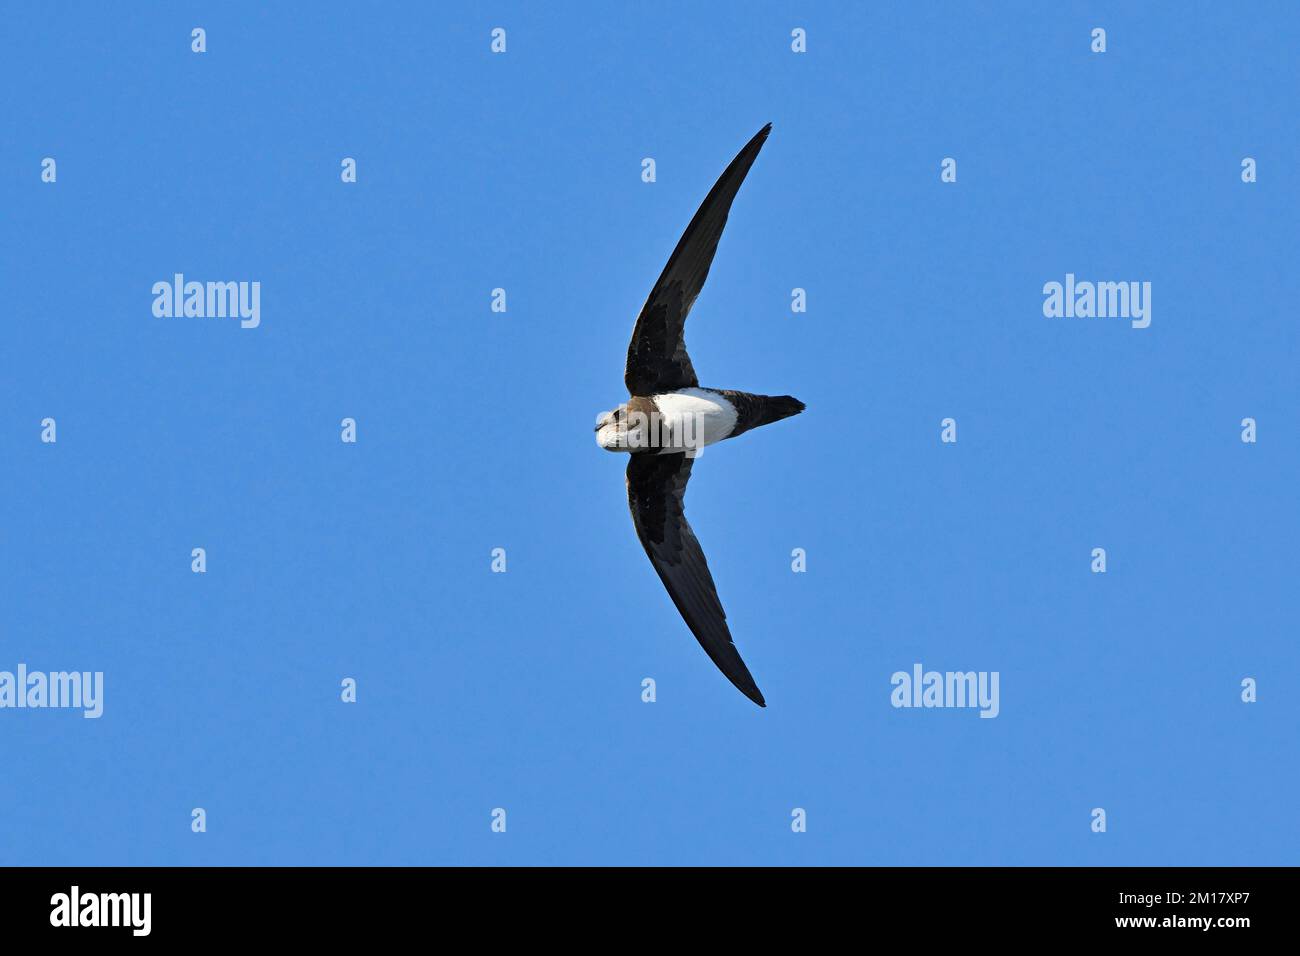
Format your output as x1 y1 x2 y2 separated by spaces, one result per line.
594 404 646 452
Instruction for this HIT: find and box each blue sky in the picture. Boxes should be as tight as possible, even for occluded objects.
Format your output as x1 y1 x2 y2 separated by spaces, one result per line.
2 2 1296 865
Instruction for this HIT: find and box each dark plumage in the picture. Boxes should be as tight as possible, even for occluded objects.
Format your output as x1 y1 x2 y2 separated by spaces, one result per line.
626 453 765 706
624 124 772 397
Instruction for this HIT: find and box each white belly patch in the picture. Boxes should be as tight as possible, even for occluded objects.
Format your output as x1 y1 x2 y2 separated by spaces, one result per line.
651 388 737 454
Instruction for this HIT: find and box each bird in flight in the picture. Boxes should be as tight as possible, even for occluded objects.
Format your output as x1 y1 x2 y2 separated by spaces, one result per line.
595 124 804 707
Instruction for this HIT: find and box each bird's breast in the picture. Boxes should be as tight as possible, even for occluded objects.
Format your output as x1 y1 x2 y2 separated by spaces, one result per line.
650 388 738 451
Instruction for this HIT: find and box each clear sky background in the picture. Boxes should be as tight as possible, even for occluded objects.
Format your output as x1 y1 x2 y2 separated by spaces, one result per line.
2 2 1296 865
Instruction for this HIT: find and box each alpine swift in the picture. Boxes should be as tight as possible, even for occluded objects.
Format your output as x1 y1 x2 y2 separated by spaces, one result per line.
595 123 804 707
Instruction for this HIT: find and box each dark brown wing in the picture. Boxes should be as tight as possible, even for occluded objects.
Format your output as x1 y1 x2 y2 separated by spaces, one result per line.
626 452 765 707
624 124 772 396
